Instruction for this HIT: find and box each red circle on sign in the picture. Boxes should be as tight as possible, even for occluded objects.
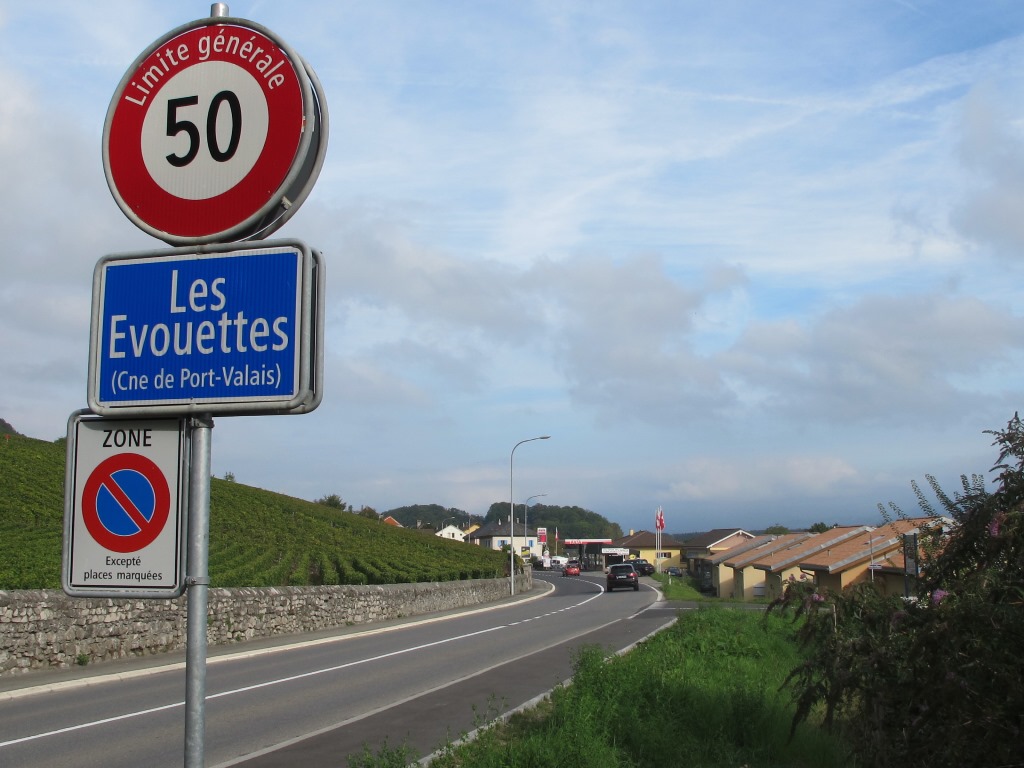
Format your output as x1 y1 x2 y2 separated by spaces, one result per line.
105 22 305 241
82 454 171 553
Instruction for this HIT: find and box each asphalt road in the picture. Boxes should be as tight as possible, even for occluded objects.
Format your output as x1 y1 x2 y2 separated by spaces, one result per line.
0 572 680 767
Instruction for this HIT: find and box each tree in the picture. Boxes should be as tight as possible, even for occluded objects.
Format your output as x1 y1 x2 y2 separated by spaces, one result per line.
223 471 235 482
356 505 378 520
487 503 623 539
764 523 789 535
808 521 830 533
315 493 351 511
772 414 1024 768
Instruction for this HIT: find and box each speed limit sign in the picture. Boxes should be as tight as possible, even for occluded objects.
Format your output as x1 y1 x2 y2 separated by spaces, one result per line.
103 15 327 244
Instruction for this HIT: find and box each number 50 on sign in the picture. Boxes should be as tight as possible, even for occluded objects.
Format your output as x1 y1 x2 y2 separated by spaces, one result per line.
103 16 327 245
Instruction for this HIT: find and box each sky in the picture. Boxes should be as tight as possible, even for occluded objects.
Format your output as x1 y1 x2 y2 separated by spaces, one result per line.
4 1 1024 536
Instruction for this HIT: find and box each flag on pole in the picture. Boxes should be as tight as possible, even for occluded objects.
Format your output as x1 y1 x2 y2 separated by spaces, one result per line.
655 507 665 531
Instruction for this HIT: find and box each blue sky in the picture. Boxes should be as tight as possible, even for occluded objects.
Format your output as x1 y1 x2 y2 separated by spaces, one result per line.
4 1 1024 535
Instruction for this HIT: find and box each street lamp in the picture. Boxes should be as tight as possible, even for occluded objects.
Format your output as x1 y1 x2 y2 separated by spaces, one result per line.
510 436 550 596
524 493 547 561
868 534 880 582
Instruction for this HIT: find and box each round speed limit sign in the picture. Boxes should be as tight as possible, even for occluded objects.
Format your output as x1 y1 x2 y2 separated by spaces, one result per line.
103 16 327 244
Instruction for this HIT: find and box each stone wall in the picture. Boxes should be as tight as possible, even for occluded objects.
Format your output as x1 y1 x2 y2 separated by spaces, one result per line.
0 572 532 676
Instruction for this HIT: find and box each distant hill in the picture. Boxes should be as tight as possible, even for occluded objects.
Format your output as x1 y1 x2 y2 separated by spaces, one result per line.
0 418 19 436
483 502 623 540
0 432 507 590
385 503 472 530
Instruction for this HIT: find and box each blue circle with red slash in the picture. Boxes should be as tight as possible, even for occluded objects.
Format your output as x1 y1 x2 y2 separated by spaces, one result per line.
82 454 170 553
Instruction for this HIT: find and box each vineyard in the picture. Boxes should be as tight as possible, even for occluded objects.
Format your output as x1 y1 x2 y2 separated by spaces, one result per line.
0 432 507 590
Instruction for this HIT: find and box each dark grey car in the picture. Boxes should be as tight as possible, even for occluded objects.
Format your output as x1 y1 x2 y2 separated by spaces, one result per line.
629 559 654 576
606 563 639 592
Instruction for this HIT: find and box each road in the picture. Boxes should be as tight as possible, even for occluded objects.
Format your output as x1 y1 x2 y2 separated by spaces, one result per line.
0 572 679 767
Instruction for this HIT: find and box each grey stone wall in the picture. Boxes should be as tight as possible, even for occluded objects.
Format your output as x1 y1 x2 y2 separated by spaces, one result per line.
0 572 532 676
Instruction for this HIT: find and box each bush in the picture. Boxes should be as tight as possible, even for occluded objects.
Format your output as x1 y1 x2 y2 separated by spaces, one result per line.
773 414 1024 768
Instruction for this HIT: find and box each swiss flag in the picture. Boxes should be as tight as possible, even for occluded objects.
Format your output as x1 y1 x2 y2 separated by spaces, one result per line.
655 507 665 531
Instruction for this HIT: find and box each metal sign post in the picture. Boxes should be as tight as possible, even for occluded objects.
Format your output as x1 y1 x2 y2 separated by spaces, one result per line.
63 4 329 766
184 416 212 768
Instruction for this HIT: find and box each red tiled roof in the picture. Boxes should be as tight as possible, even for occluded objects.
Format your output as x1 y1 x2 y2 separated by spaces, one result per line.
800 517 937 573
722 533 812 567
683 528 755 549
708 534 774 565
750 526 870 572
613 530 681 548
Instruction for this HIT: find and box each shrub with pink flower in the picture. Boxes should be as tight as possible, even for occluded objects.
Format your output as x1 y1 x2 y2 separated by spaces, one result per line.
770 413 1024 768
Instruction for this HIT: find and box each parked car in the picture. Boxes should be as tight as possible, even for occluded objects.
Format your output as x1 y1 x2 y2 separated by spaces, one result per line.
563 560 581 576
629 559 655 576
606 563 639 592
666 566 683 577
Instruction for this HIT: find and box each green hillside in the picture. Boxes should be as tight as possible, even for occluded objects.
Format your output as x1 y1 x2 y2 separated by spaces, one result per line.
487 501 625 540
383 501 624 541
0 432 507 590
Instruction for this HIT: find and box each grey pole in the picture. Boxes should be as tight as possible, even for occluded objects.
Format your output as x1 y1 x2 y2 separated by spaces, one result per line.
184 416 213 768
185 8 223 767
509 436 550 596
524 494 546 561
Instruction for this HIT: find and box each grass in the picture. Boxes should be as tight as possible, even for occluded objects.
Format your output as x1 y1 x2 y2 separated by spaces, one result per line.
652 570 705 600
355 607 853 768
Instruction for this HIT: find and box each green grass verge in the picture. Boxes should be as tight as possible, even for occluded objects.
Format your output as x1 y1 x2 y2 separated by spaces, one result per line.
371 608 853 768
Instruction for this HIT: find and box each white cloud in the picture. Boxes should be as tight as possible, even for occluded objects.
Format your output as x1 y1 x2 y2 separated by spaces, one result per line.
4 1 1024 534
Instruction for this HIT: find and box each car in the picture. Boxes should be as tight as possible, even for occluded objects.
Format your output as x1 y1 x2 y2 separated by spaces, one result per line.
606 563 639 592
629 559 655 576
563 560 581 576
666 566 683 577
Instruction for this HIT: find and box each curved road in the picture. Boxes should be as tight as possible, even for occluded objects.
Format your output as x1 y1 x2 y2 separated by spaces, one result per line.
0 572 679 767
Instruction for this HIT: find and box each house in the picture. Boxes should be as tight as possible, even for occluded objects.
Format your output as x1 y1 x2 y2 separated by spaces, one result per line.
682 528 756 591
866 550 914 597
798 517 941 596
703 534 782 599
434 524 467 543
750 526 871 601
718 534 812 600
381 516 403 527
609 530 682 571
468 519 541 560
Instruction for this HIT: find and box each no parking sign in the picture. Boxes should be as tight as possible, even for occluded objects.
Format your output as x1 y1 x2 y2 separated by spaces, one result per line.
63 412 188 597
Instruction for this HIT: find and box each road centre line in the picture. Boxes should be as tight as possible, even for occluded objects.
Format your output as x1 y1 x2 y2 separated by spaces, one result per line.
0 587 600 750
0 581 559 704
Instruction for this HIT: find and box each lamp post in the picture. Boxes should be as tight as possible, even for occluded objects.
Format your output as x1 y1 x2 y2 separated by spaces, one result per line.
510 436 550 596
524 493 547 561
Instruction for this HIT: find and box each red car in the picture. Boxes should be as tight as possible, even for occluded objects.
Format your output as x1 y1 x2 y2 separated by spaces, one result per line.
563 560 581 576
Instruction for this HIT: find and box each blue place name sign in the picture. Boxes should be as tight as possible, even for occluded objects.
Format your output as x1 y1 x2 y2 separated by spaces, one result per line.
89 240 320 416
